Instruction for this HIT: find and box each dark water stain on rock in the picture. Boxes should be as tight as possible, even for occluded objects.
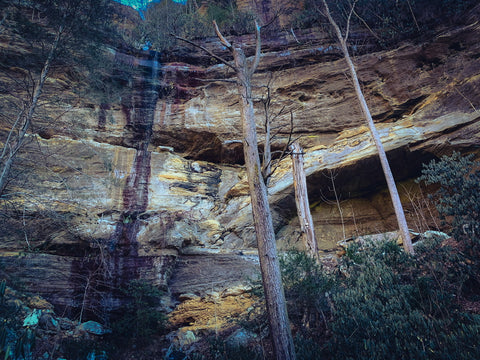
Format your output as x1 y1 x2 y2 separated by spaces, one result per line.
97 103 110 130
67 51 170 321
110 50 159 261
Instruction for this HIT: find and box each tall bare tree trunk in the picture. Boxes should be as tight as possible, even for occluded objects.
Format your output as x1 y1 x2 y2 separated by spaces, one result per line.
214 23 296 360
290 142 318 259
174 22 296 359
321 0 414 254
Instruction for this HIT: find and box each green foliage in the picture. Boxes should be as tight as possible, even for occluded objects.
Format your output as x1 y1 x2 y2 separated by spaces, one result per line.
185 337 263 360
208 337 263 360
139 0 207 50
417 152 480 245
0 280 5 306
0 281 35 360
110 280 166 346
279 236 480 360
0 0 124 106
280 251 334 335
325 239 480 360
14 327 35 360
293 334 323 360
206 2 255 36
60 338 108 360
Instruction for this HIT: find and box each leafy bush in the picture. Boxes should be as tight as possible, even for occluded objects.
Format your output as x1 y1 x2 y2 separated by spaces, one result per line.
325 238 480 360
294 334 323 360
279 236 480 359
0 281 36 360
417 152 480 245
60 338 105 360
140 0 255 52
204 337 263 360
179 335 263 360
280 251 334 336
110 280 166 347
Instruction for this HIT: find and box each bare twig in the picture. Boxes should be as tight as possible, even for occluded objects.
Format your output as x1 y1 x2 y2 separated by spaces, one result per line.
213 20 233 48
345 0 358 42
352 8 382 41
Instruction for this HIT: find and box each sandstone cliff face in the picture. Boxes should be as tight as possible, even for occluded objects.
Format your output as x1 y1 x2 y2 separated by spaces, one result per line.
0 4 479 327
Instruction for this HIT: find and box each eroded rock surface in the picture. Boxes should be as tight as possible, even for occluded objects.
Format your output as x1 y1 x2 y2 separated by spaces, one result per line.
0 4 479 329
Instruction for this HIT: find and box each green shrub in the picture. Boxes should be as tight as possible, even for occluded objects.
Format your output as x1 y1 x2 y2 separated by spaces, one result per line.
417 152 480 245
294 334 323 360
279 235 480 359
181 336 263 360
280 251 334 336
110 280 166 346
60 338 102 360
140 0 256 52
205 337 263 360
324 238 480 360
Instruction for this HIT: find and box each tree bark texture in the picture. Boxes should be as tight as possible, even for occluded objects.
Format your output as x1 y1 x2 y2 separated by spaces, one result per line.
290 142 319 259
321 0 414 254
213 22 296 360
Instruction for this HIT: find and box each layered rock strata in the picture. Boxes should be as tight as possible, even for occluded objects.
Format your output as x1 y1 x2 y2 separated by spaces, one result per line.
0 5 479 327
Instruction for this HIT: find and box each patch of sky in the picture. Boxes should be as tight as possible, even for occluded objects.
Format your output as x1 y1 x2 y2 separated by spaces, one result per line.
114 0 186 12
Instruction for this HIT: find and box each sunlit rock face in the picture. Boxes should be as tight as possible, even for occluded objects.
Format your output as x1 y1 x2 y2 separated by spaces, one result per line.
0 3 479 323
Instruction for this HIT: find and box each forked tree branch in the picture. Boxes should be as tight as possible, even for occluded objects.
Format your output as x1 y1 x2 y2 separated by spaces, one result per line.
171 31 236 72
344 0 358 42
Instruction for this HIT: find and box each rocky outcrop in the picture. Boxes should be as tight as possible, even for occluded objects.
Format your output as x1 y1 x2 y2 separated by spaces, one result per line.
0 3 479 330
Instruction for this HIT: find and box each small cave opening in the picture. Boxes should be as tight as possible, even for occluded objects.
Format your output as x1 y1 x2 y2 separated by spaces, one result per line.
305 147 437 203
272 147 439 236
152 130 246 165
272 147 442 248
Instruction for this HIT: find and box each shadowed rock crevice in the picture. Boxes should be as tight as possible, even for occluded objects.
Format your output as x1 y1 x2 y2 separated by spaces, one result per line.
305 147 437 201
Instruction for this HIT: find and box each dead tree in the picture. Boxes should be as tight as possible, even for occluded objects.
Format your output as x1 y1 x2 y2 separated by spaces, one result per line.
290 141 319 259
173 22 296 360
320 0 414 254
214 22 296 360
0 26 62 195
0 0 115 197
259 73 295 187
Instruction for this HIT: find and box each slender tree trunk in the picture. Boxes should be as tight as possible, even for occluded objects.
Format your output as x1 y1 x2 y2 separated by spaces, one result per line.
174 22 296 359
321 0 414 254
215 24 296 360
261 82 272 185
0 25 63 195
262 105 272 185
239 70 295 360
290 142 318 259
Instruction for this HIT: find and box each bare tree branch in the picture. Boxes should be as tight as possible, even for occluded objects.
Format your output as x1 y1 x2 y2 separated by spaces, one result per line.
352 8 382 42
170 31 236 72
194 77 238 84
345 0 358 42
213 20 233 49
267 111 299 181
249 20 262 76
